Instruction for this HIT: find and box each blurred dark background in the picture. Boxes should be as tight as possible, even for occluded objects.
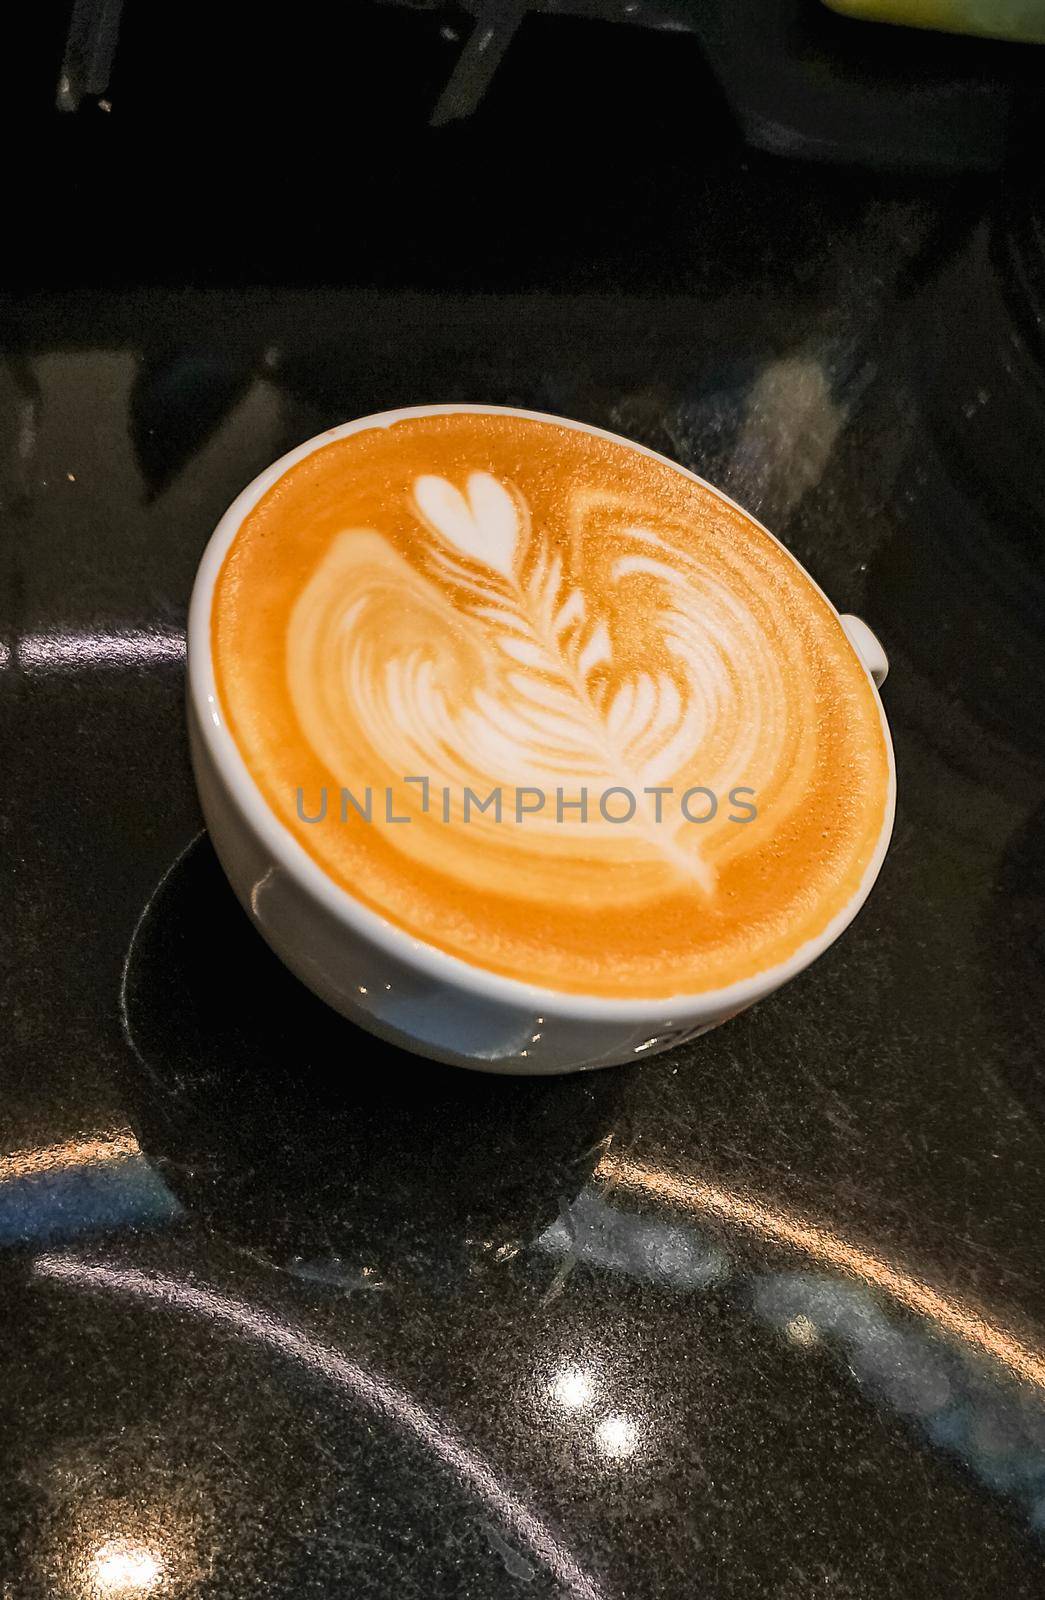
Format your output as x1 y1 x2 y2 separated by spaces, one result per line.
9 0 1045 293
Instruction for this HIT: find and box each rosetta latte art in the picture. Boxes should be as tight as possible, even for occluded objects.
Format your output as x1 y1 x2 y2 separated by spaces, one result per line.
286 469 803 903
213 412 890 996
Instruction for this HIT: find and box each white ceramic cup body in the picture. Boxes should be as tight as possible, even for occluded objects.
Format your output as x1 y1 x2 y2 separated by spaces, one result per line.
187 405 896 1075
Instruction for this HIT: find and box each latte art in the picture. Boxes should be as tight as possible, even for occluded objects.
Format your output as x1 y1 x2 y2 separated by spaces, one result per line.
213 412 890 997
287 470 770 896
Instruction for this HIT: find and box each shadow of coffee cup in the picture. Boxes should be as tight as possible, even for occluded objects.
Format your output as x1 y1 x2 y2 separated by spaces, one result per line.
118 836 622 1272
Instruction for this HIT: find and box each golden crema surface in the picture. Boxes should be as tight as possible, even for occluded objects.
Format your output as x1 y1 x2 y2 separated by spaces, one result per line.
212 412 890 997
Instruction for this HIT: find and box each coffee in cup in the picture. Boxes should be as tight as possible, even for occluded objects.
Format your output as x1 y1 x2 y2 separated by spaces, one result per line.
205 409 891 1009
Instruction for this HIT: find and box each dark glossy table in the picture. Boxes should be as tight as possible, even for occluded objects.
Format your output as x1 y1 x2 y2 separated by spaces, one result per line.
4 138 1045 1598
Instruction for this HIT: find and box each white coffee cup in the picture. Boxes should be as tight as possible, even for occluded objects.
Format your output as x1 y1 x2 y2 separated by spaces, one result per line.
187 405 895 1074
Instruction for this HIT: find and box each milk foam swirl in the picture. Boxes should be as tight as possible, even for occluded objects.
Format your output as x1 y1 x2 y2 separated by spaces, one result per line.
285 468 814 908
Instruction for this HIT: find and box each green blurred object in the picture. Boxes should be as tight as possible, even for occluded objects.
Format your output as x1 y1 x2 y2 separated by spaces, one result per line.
823 0 1045 44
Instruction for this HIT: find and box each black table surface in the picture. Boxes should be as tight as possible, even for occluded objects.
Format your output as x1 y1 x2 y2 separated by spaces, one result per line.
5 21 1045 1592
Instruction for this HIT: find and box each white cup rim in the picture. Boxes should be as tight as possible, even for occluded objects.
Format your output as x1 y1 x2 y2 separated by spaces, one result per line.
187 403 897 1023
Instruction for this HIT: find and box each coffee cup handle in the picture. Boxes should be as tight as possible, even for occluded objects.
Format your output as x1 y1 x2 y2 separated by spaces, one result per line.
840 614 889 688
